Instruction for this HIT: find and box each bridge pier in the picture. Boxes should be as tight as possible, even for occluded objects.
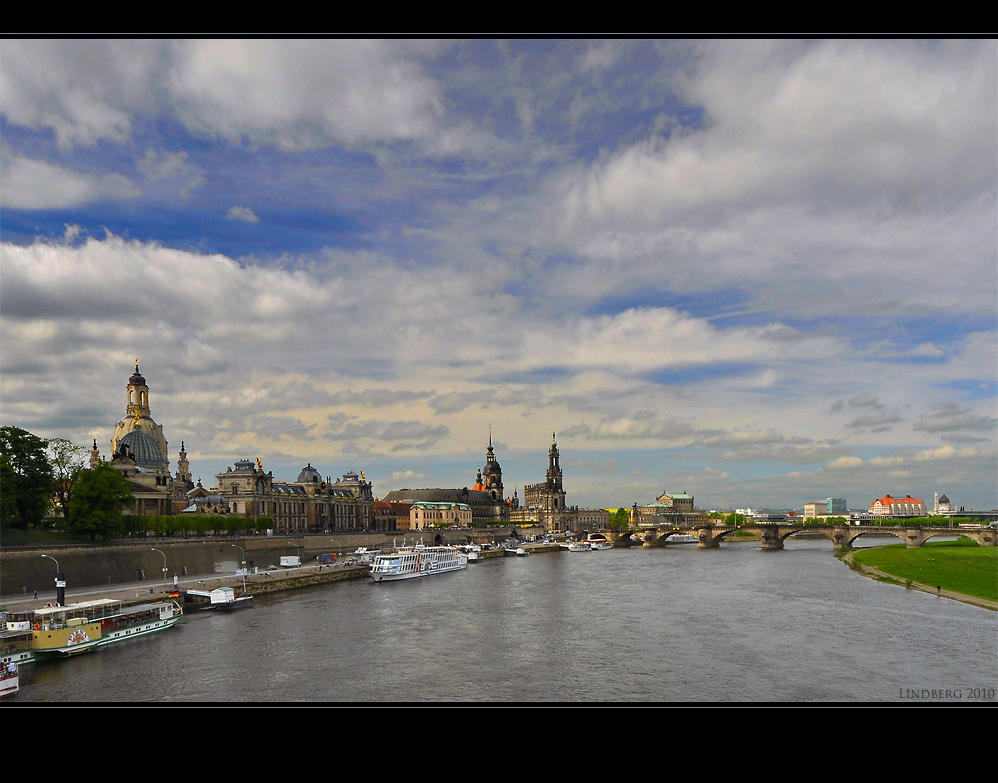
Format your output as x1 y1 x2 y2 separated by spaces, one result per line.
696 529 721 548
759 527 785 550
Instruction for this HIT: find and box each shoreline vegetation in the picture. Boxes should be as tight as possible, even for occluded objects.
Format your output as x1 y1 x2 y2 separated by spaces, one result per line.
841 538 997 611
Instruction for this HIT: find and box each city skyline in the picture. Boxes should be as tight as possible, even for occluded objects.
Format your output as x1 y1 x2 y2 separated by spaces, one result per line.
1 40 996 511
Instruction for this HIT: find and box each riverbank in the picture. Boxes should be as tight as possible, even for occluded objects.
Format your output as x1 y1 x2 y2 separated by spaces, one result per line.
840 546 998 612
64 543 552 608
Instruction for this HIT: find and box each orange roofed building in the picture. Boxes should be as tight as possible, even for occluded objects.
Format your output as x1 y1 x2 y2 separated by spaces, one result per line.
869 494 926 516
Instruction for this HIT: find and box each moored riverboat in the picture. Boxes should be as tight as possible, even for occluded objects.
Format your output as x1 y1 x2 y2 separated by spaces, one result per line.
199 586 253 611
1 612 37 667
26 599 183 660
0 663 19 698
588 534 613 550
369 546 468 582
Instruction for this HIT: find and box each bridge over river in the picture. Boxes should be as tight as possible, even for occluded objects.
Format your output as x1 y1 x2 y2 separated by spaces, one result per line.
621 524 996 550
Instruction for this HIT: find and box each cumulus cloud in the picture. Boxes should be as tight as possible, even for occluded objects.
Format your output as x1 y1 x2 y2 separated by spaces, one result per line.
563 40 995 231
0 40 159 149
227 205 260 223
0 40 446 152
1 150 138 209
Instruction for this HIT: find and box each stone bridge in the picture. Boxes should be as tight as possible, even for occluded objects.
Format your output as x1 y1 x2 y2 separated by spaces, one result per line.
617 524 996 550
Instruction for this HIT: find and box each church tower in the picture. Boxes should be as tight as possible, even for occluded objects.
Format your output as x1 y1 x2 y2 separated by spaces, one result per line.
482 425 504 503
546 431 563 496
176 441 192 485
110 361 169 469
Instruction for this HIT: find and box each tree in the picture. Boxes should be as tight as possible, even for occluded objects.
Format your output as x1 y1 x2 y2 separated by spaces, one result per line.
609 507 631 531
48 437 87 528
0 426 54 529
68 463 134 541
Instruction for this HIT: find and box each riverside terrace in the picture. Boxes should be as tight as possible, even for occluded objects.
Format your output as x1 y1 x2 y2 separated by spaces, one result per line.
618 523 997 550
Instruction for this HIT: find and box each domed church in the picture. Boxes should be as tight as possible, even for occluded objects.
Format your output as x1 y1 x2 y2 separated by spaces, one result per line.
92 362 193 515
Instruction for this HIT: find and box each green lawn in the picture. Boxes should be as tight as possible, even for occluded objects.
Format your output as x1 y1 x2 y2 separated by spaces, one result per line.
852 539 997 602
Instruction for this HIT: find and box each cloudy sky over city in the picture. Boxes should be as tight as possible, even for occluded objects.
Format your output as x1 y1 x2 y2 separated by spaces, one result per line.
2 39 995 511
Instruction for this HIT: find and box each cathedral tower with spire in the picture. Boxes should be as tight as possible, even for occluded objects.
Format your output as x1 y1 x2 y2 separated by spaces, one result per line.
482 424 504 503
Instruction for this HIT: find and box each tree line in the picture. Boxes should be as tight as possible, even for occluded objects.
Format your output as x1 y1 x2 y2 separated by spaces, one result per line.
1 426 135 540
0 426 275 541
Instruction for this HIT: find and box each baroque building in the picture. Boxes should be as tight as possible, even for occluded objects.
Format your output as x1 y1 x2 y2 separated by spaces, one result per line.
210 459 376 533
94 362 192 516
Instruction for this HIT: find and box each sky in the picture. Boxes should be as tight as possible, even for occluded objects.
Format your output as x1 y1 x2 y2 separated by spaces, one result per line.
1 39 996 513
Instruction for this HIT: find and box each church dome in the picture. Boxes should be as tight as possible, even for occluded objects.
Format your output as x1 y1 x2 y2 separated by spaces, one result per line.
129 363 146 386
297 463 321 483
118 430 164 467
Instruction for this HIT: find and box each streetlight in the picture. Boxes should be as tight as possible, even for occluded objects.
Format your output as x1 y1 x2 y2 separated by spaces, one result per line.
151 548 168 587
40 553 59 574
41 554 64 604
287 540 301 567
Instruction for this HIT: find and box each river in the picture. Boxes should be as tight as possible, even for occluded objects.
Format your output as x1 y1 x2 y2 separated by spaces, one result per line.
9 540 997 703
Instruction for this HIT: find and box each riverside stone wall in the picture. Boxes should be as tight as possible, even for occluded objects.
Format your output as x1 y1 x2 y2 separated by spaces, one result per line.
0 528 530 597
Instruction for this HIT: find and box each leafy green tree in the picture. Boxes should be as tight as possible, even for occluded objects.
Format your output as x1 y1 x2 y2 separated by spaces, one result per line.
48 437 87 528
0 426 54 529
609 507 631 531
68 463 134 541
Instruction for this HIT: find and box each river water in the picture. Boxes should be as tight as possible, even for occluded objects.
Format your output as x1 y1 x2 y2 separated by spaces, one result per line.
9 540 997 703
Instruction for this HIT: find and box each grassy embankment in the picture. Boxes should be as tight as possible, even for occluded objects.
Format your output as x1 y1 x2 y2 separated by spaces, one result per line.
849 538 997 602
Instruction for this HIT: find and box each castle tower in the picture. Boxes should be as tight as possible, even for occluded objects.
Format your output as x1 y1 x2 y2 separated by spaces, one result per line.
482 425 504 503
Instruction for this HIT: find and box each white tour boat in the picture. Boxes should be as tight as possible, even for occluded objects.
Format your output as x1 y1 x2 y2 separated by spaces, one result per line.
369 546 468 582
588 534 613 550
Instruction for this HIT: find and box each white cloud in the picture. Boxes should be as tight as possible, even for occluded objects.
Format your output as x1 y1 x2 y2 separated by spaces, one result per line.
0 150 137 209
0 40 159 149
227 205 260 223
1 40 446 152
169 40 445 150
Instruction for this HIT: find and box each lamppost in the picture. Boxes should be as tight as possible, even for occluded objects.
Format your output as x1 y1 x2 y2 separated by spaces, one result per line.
288 540 301 566
151 548 168 587
41 554 64 605
231 544 247 591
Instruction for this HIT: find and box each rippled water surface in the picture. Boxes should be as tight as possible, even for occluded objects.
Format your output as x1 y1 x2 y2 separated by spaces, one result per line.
11 541 997 703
